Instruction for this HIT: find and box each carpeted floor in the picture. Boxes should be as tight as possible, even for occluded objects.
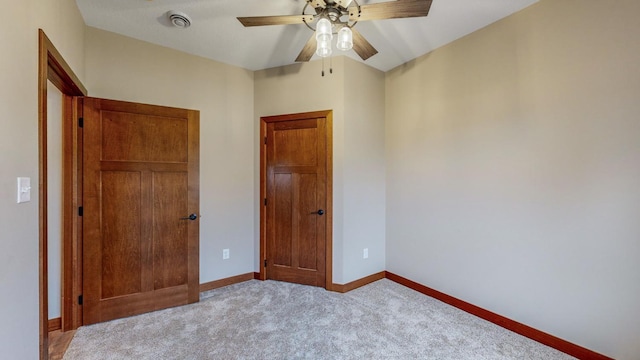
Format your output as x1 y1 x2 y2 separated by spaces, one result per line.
63 279 575 359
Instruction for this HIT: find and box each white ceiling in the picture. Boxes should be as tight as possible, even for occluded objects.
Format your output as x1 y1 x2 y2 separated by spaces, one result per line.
75 0 538 72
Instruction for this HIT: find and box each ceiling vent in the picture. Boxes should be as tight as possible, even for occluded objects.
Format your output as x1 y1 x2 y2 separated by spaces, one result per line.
167 11 192 29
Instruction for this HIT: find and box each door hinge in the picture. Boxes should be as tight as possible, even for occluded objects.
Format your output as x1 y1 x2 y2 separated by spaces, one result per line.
78 117 83 128
78 295 83 305
264 136 267 145
78 206 83 216
264 259 267 268
264 198 267 206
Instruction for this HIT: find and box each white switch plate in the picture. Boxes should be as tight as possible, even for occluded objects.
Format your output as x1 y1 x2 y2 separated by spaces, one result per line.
17 177 31 203
363 248 369 259
223 249 230 260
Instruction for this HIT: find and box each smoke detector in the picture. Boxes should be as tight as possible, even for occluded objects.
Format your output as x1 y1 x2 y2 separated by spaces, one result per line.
167 11 192 29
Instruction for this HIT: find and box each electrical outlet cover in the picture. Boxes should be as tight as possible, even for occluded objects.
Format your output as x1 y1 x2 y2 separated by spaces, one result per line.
17 177 31 203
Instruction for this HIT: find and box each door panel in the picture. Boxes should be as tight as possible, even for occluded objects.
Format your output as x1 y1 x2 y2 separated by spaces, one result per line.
273 173 293 267
264 113 329 287
100 171 143 299
82 97 199 325
101 111 188 162
152 171 189 290
298 173 318 270
273 127 318 166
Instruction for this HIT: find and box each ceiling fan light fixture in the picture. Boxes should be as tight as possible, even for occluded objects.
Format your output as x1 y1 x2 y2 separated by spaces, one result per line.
316 39 332 58
336 27 353 51
237 0 433 64
315 18 333 42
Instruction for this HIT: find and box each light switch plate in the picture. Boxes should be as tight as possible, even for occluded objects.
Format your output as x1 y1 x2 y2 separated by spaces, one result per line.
17 177 31 203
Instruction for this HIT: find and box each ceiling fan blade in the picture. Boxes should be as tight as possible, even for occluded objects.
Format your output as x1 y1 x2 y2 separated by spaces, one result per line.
237 15 314 27
351 28 378 60
349 0 433 22
296 34 318 62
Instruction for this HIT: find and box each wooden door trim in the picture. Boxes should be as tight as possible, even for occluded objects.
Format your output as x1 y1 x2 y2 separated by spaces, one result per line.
259 110 333 290
38 29 87 360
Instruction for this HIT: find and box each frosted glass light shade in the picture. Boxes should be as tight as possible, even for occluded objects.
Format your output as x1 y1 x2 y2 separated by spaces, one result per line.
316 18 333 42
336 27 353 51
316 39 332 57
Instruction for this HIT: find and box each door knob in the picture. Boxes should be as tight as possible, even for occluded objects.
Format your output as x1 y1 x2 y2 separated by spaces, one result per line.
180 213 198 220
316 209 324 216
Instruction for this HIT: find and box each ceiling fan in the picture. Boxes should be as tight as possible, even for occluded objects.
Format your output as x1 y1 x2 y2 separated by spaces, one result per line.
237 0 433 62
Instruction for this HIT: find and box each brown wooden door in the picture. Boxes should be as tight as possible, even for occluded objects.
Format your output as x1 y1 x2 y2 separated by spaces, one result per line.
82 97 199 325
263 111 331 287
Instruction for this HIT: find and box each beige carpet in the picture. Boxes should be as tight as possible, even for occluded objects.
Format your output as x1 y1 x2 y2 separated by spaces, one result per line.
63 279 575 359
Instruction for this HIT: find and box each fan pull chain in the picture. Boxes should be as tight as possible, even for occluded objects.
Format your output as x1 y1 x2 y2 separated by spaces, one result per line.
320 56 333 77
330 55 333 74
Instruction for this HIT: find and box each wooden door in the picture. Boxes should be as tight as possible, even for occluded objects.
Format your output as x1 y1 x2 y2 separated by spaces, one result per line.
82 97 199 325
262 111 332 288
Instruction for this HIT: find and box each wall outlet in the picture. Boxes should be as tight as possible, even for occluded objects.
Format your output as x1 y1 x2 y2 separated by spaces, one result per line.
222 249 230 260
363 248 369 259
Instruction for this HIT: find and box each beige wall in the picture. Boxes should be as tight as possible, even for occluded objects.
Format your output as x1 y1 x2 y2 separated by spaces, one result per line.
0 0 85 357
83 27 255 284
385 0 640 358
254 57 386 284
343 57 386 282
